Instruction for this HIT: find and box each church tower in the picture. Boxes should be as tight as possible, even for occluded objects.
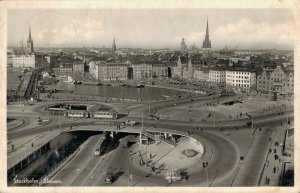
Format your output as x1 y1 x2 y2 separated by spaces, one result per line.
180 38 187 53
202 19 211 48
27 26 34 53
112 37 117 53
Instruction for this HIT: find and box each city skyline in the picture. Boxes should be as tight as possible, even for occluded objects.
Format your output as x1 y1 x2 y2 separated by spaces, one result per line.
8 9 294 50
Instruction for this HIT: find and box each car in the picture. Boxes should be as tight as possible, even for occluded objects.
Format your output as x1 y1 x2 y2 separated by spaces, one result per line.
104 172 113 184
245 121 252 126
146 115 160 120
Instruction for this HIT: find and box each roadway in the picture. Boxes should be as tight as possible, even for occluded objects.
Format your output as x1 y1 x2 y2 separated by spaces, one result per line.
7 110 293 141
6 88 294 186
49 130 239 186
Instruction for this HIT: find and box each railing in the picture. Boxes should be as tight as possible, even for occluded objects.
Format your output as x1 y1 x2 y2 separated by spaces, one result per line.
38 148 80 186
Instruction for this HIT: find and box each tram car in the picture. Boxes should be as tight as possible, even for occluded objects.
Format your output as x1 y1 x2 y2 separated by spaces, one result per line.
91 111 118 119
64 110 90 118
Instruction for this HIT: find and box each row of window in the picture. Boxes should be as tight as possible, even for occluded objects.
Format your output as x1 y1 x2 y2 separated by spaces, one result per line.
227 79 250 83
259 81 294 87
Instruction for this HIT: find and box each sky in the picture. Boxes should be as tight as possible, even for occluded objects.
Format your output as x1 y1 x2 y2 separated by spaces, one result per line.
7 9 294 50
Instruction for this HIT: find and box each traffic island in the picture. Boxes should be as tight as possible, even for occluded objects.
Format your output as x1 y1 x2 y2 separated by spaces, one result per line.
128 135 210 178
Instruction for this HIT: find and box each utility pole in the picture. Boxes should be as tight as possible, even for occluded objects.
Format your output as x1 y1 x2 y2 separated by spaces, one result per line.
251 115 254 135
59 105 61 134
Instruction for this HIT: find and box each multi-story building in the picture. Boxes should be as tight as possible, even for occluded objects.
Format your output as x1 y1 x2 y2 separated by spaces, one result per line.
209 68 226 87
257 65 294 95
256 68 273 94
73 59 84 73
194 68 209 82
152 64 168 78
285 69 294 95
59 63 73 74
270 65 287 94
90 62 128 81
89 60 101 79
131 63 153 79
225 69 257 92
12 54 35 68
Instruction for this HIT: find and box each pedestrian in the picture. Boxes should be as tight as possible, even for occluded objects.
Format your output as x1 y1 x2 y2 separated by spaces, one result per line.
273 166 276 173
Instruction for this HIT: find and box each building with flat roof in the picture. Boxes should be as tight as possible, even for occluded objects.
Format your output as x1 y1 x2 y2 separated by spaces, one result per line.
73 59 84 74
225 69 257 92
12 53 35 68
209 68 226 87
89 62 128 81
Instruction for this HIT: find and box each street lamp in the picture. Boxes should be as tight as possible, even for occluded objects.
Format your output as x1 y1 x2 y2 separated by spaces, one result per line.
206 167 209 186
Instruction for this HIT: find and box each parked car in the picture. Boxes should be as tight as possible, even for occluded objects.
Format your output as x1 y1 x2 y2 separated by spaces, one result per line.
104 172 113 184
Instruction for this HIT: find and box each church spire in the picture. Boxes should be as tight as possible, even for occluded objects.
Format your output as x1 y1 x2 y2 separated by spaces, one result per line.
28 26 32 42
206 18 209 38
202 17 211 48
112 37 116 53
27 26 34 53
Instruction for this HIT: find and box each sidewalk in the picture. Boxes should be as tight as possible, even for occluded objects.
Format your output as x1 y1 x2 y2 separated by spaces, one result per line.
231 126 274 186
7 130 60 169
259 122 294 186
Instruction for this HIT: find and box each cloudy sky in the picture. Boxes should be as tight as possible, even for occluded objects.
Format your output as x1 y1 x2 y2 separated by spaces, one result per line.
7 9 294 49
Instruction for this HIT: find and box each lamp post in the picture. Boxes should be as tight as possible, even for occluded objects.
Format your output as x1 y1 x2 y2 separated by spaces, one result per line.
206 167 209 187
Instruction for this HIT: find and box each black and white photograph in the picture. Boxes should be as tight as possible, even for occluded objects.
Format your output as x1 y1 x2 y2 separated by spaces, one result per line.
1 1 298 192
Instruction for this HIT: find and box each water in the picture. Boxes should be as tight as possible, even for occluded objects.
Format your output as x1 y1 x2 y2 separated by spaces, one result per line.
57 82 185 100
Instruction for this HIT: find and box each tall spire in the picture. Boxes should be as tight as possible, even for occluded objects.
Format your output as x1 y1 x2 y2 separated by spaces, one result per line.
202 17 211 48
28 26 32 42
206 18 209 38
112 37 116 53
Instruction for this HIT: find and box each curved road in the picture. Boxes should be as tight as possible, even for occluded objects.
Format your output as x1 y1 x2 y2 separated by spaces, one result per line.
49 131 239 186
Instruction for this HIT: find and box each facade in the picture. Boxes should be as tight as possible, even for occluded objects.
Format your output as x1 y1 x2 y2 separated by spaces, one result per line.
90 62 128 81
269 65 288 94
225 70 256 92
285 69 294 94
257 68 273 94
152 64 168 78
89 60 101 79
131 63 153 79
59 63 73 74
12 54 35 68
209 69 226 87
73 60 84 73
202 19 212 48
257 65 294 95
194 68 209 82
